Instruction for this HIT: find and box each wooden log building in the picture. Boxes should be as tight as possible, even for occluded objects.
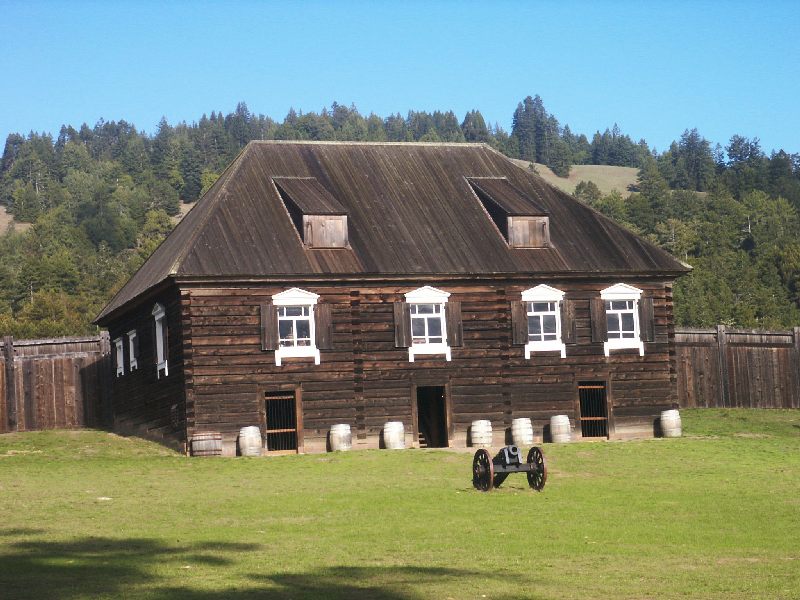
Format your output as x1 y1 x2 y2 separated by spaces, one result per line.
95 141 689 455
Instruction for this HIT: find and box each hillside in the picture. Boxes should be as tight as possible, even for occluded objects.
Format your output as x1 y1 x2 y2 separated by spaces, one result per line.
511 159 639 197
1 98 798 338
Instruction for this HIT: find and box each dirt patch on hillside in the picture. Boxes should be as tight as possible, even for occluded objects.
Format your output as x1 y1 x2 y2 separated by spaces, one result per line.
173 201 197 224
0 205 31 233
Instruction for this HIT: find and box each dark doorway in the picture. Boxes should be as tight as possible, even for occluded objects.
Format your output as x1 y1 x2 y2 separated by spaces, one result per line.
578 382 609 438
264 391 298 452
416 386 448 448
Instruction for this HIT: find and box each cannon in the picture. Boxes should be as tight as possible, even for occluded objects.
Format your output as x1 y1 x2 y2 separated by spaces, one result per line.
472 445 547 492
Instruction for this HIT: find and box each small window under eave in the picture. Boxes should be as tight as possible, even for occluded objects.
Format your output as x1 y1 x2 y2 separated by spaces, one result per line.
273 177 349 248
468 177 550 248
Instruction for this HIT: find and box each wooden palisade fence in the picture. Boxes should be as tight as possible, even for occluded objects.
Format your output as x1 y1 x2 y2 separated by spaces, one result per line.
0 327 798 435
0 333 112 433
676 326 800 409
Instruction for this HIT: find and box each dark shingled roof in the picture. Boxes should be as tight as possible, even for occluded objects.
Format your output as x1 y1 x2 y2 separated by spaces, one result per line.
96 141 688 324
467 177 548 216
273 177 347 215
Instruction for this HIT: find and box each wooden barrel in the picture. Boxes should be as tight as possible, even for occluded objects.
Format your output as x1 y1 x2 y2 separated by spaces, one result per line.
383 421 405 449
511 417 534 446
191 432 222 457
238 426 262 456
660 409 682 438
329 423 352 451
550 415 571 443
470 419 492 447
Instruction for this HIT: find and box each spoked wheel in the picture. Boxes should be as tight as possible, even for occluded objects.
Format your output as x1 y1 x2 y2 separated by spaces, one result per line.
526 446 547 491
472 448 494 491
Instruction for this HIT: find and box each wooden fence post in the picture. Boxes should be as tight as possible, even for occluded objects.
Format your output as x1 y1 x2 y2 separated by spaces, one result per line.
716 325 731 408
3 336 17 431
793 327 800 409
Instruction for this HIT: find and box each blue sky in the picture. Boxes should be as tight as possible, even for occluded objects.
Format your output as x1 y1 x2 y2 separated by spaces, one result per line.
1 1 798 154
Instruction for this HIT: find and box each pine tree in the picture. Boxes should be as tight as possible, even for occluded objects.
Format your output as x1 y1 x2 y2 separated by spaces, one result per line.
461 110 489 142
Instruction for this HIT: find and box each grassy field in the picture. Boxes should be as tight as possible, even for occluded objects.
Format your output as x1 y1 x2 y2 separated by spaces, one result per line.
1 409 798 599
511 160 639 198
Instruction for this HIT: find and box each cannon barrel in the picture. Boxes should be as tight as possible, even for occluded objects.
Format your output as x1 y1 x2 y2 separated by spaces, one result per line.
495 445 522 466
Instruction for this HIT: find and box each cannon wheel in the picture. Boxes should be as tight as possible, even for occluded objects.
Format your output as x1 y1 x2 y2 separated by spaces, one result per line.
472 448 494 491
526 446 547 491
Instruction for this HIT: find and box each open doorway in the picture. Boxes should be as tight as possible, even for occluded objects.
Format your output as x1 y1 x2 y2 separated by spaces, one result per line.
416 386 448 448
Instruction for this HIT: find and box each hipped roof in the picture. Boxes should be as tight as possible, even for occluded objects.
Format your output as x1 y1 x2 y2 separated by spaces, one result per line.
96 141 688 324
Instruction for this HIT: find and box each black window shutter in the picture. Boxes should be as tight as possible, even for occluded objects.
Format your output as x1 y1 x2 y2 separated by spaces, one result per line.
315 303 333 350
590 297 608 343
510 300 528 345
639 296 655 342
561 299 576 345
445 301 463 347
393 302 411 348
132 331 140 359
260 301 278 351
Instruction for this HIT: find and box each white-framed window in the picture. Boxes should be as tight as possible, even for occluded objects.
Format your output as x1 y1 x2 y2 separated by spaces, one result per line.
272 288 320 366
127 330 138 371
522 284 566 358
152 303 169 378
405 286 451 362
113 337 124 377
601 283 644 356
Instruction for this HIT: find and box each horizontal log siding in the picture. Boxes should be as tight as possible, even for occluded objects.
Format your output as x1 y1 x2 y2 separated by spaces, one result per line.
182 280 676 450
107 288 187 449
186 286 355 452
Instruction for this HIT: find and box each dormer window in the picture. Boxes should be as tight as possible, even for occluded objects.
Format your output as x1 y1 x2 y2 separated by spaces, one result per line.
508 216 550 248
468 177 550 248
273 177 348 248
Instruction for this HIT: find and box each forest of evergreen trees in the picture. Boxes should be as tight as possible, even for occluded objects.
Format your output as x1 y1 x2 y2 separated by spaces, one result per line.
1 96 799 337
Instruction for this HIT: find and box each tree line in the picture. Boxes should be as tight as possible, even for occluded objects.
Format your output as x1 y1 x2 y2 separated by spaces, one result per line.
0 97 798 337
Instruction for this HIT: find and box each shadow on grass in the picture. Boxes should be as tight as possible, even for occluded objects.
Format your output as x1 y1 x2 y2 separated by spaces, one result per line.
0 534 540 599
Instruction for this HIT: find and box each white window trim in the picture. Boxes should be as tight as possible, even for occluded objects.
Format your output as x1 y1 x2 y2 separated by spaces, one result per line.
272 287 320 366
521 285 566 359
113 337 124 377
405 286 451 362
127 330 138 371
600 283 644 357
152 303 168 378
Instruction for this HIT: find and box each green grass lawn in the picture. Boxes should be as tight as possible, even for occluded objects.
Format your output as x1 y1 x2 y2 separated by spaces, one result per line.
1 409 799 599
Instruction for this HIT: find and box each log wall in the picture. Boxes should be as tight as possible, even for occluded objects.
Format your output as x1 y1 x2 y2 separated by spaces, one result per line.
181 279 678 453
106 289 187 450
2 318 797 445
0 334 111 433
